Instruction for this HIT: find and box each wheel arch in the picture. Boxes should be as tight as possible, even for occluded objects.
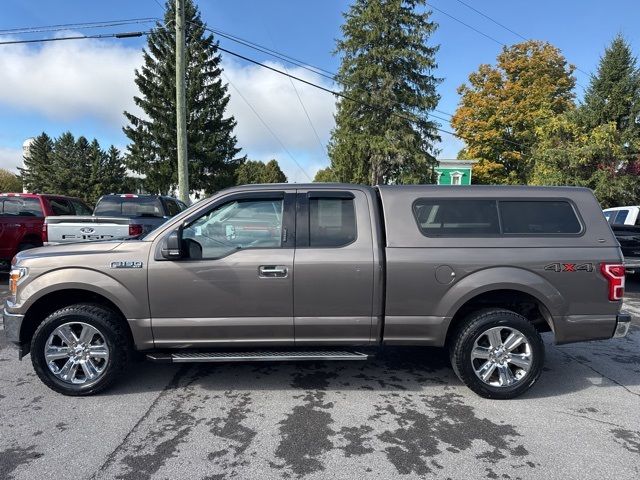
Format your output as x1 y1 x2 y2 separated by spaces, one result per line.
19 289 135 357
440 267 564 346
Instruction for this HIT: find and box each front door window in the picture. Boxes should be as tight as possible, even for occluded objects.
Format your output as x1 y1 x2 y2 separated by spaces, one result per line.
182 198 284 259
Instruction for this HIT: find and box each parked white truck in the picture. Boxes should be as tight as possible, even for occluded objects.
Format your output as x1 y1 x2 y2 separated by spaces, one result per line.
45 194 186 244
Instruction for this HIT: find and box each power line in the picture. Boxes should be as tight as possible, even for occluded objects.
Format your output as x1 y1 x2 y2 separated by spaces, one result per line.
201 25 457 121
453 0 527 41
206 27 336 82
216 45 528 151
222 72 313 181
447 0 594 82
0 31 148 46
264 28 328 161
0 18 157 36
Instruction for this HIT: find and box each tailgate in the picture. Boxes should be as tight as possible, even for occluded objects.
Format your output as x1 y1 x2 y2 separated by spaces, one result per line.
45 216 132 244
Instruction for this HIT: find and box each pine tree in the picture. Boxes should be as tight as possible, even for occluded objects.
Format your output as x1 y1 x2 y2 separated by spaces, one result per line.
581 34 640 147
235 159 287 184
328 0 442 185
21 133 54 193
262 160 287 183
124 0 242 196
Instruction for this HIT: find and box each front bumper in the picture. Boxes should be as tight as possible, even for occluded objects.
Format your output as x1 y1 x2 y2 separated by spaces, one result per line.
614 312 632 338
2 307 23 344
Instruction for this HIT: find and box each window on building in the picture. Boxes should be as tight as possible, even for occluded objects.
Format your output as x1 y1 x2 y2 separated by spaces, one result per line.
450 172 463 185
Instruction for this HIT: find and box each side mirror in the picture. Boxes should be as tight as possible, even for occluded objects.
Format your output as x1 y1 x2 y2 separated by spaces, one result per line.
161 230 183 259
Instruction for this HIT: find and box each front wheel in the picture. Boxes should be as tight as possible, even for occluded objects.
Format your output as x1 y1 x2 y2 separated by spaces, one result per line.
450 309 544 399
31 304 131 396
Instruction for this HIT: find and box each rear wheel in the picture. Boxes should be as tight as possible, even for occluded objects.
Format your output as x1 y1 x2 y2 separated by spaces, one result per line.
450 309 544 399
31 304 131 396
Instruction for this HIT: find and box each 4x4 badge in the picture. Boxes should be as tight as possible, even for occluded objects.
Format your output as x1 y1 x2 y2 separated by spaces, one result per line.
544 263 593 272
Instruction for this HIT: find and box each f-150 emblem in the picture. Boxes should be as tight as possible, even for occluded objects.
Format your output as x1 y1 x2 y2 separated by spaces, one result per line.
110 261 143 269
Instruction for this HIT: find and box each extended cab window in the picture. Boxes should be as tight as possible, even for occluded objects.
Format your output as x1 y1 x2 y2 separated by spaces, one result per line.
309 197 356 247
182 198 283 259
413 199 499 236
500 201 582 234
0 198 43 216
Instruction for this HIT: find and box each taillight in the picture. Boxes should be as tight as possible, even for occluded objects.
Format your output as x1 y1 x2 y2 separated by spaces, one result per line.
129 224 143 236
41 223 48 243
600 263 625 301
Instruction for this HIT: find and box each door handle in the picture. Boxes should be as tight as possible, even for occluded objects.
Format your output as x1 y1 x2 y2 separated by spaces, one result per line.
259 265 288 278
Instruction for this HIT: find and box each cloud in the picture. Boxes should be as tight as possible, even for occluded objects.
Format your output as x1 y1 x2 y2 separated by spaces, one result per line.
222 59 336 162
0 33 143 125
0 35 337 170
0 147 22 172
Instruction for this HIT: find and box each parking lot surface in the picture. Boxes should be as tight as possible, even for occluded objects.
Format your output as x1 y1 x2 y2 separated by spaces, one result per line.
1 274 639 480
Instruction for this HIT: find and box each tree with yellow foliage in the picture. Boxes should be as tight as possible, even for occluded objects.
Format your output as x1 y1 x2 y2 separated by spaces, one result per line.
452 41 576 184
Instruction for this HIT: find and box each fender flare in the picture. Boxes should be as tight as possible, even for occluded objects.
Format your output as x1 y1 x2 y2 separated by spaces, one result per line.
439 266 565 332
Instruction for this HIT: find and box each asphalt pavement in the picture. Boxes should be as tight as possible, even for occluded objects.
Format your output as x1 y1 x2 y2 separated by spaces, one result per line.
1 274 639 480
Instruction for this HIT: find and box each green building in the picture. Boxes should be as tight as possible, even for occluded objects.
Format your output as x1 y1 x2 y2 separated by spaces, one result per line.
434 159 477 185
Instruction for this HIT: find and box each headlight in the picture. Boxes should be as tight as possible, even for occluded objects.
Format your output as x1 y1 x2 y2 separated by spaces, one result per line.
9 267 28 303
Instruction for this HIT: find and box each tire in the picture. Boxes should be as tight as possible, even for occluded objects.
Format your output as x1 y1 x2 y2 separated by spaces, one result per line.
450 309 544 400
31 304 131 396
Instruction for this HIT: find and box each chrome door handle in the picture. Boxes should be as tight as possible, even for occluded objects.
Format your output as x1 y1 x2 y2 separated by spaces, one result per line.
259 265 288 278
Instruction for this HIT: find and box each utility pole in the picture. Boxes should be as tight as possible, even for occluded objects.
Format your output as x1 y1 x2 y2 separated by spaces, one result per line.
175 0 189 204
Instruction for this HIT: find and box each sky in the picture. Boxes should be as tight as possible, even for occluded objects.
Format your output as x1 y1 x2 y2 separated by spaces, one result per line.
1 0 639 183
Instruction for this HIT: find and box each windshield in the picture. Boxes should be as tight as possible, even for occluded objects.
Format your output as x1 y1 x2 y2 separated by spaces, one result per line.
94 197 164 218
0 197 43 217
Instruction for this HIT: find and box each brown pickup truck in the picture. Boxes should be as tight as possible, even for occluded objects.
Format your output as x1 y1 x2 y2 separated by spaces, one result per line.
3 184 630 399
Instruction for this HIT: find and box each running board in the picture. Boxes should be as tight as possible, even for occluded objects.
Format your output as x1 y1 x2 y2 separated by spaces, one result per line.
146 350 370 364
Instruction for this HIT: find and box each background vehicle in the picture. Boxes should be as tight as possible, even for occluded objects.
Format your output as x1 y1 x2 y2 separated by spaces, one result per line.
4 185 630 399
603 206 640 272
45 194 187 244
0 193 91 268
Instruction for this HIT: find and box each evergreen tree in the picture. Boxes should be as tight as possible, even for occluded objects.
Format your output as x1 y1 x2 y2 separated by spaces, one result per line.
581 34 640 147
20 132 129 202
328 0 441 185
124 0 242 196
262 159 287 183
21 133 54 193
235 159 287 184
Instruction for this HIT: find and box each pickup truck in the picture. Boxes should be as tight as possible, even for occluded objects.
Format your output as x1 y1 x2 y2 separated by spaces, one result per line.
0 193 92 269
45 194 187 244
603 206 640 271
3 184 630 399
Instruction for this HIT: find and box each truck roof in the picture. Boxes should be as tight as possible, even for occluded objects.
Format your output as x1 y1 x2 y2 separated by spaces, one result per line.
221 183 593 196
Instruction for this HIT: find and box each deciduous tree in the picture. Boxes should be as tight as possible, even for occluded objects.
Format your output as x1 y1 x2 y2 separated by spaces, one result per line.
452 41 576 184
0 169 22 192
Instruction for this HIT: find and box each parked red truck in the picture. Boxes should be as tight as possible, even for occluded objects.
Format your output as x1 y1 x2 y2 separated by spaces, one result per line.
0 193 92 269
